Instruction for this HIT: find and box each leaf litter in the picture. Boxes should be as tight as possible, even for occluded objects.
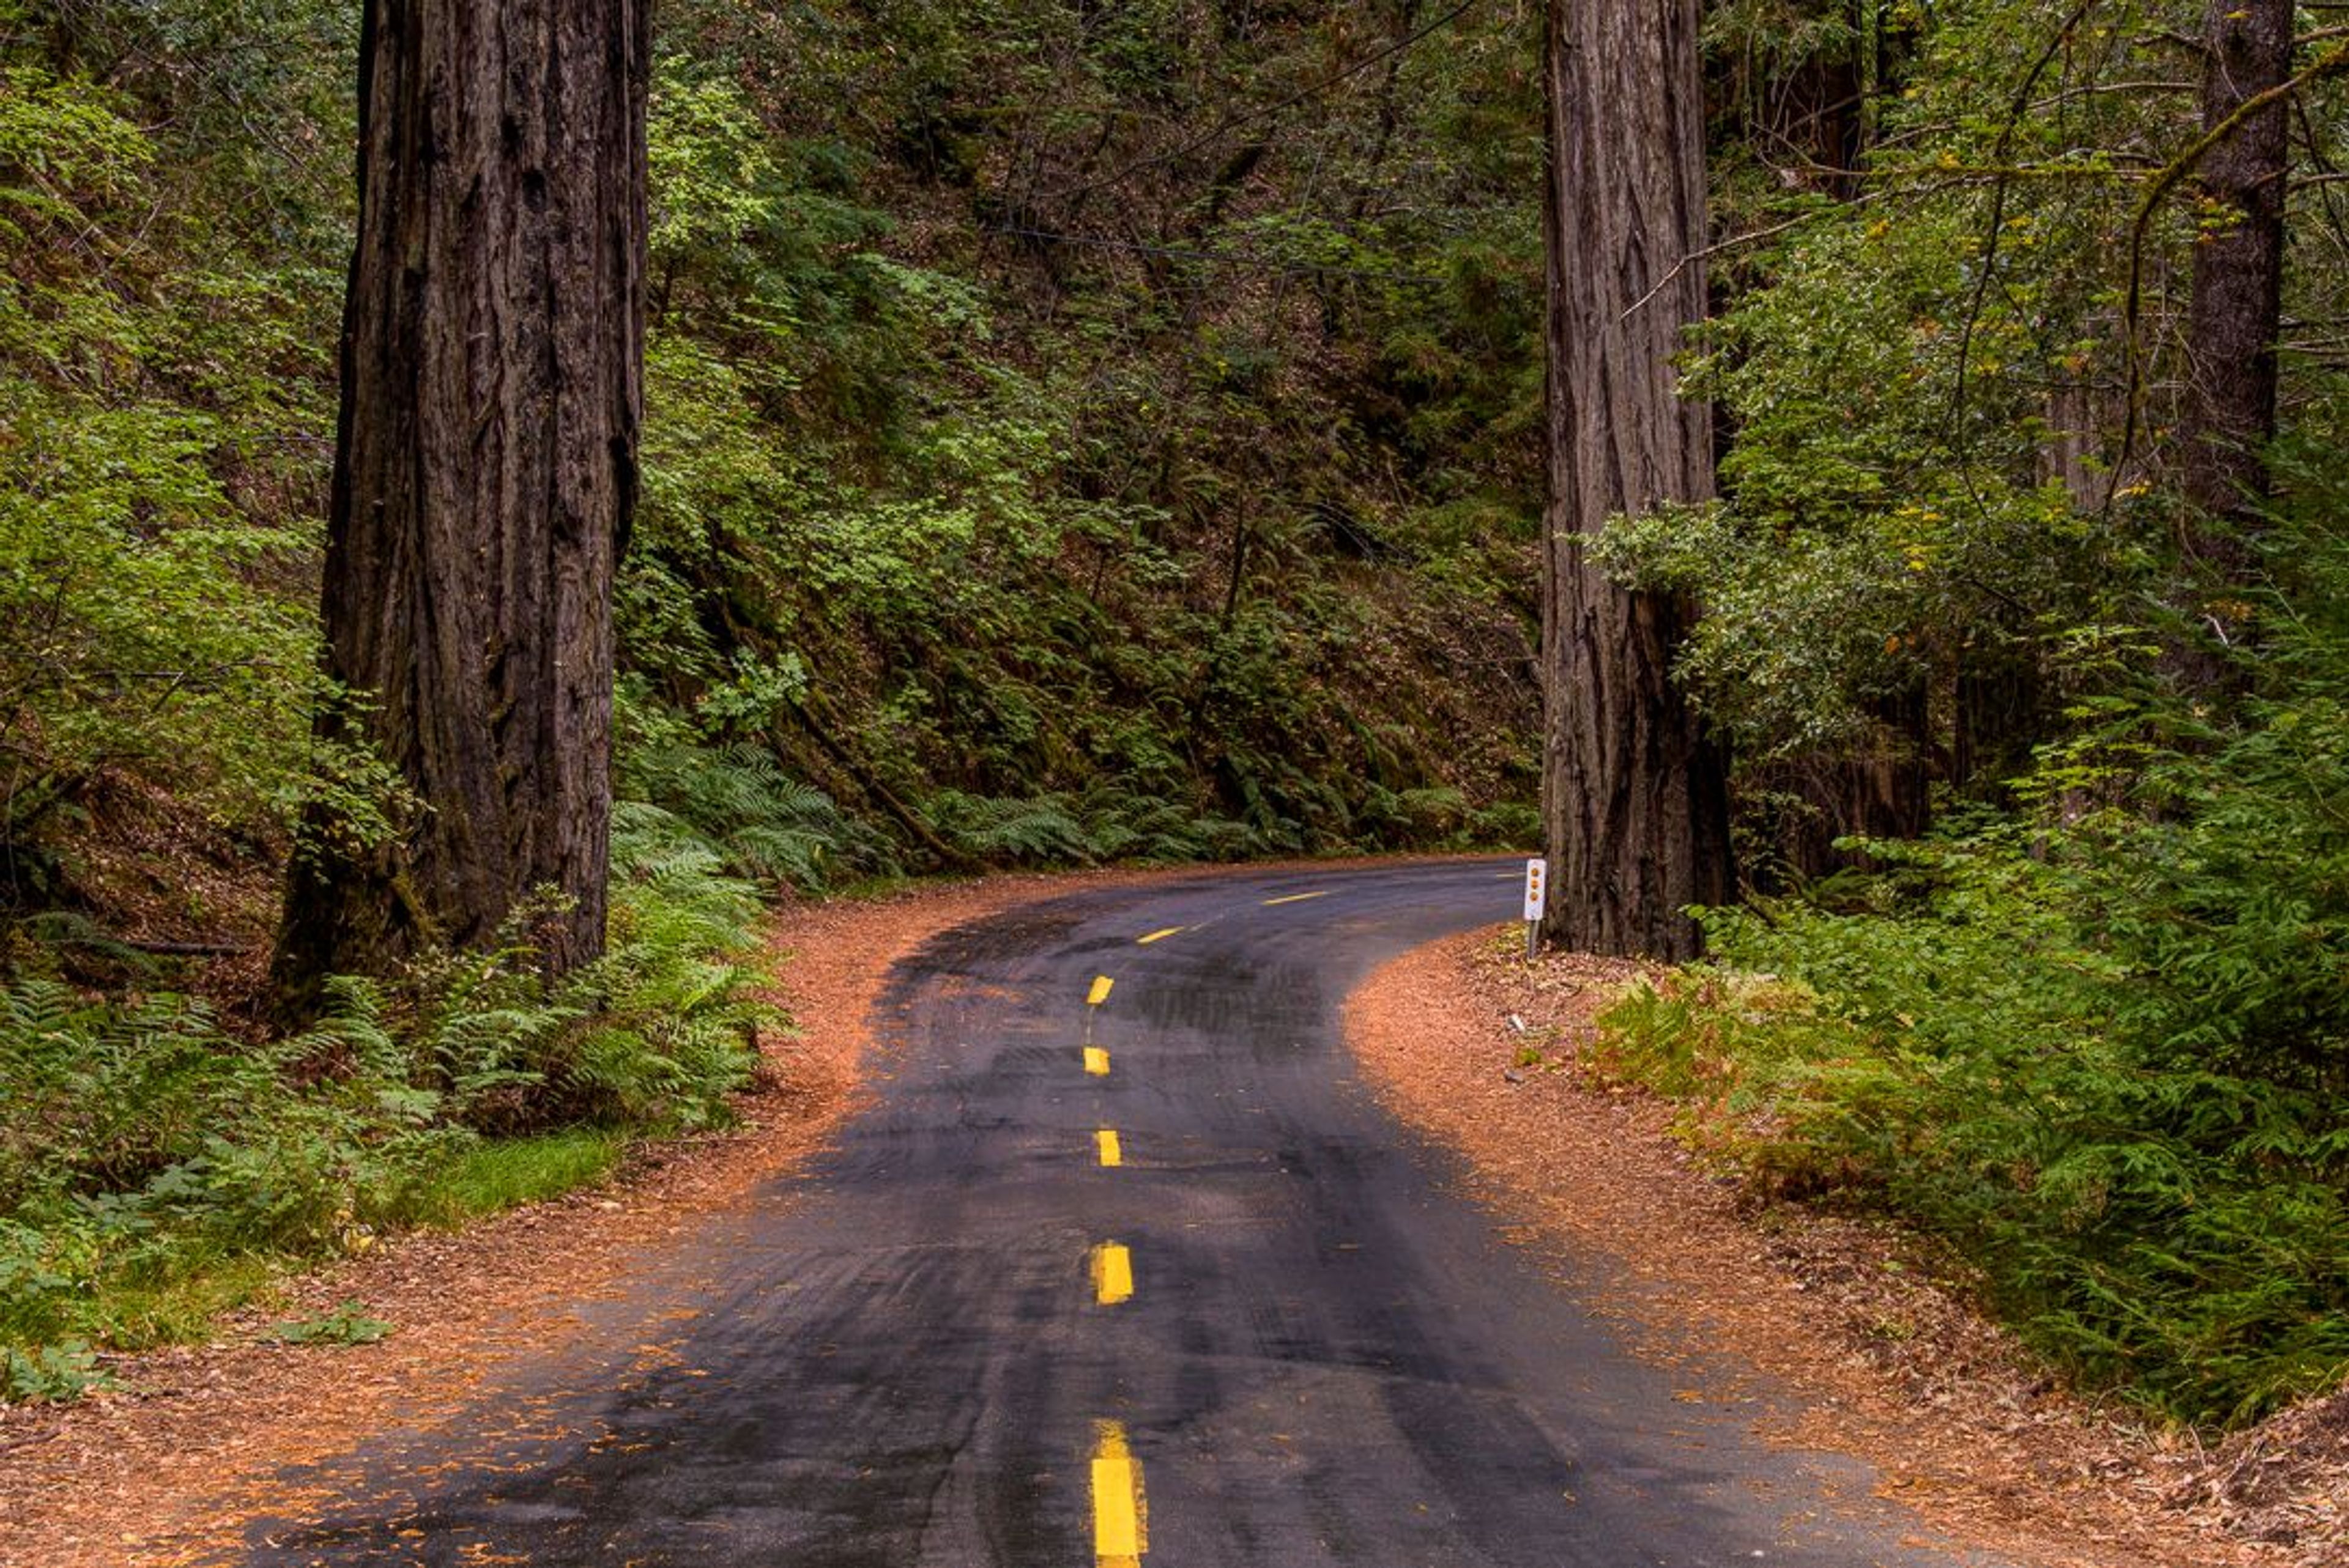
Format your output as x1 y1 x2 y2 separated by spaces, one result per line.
1343 927 2346 1568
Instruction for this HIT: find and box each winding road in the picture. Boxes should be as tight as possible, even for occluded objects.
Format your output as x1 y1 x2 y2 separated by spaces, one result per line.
245 860 2009 1568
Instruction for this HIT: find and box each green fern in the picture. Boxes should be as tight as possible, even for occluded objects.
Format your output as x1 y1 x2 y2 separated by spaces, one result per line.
617 738 896 890
924 790 1096 865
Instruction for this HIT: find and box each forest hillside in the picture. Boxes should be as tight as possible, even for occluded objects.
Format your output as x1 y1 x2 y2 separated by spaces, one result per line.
4 0 2348 1463
0 0 1546 1399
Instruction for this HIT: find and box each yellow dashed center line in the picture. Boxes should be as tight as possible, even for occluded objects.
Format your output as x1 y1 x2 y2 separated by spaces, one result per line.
1091 1242 1134 1306
1087 975 1116 1006
1260 890 1331 906
1096 1128 1123 1167
1136 926 1184 945
1092 1421 1148 1565
1083 1046 1110 1076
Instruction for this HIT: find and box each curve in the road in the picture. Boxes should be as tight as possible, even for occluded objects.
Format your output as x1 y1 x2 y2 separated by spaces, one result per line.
242 860 2013 1568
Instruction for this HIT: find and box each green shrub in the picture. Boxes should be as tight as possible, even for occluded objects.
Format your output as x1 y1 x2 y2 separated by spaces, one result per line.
1594 484 2349 1429
0 798 779 1391
1600 824 2349 1428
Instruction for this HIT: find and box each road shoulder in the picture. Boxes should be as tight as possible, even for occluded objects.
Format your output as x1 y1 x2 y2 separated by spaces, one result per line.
1343 926 2309 1568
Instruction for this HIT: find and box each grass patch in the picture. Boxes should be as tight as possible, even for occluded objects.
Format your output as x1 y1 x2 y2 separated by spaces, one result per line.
382 1128 628 1230
95 1249 288 1353
3 1128 630 1369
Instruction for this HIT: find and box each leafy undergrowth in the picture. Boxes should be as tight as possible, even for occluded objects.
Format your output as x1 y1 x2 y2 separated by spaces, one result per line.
1594 510 2349 1433
0 812 775 1399
1422 934 2341 1566
1595 827 2349 1432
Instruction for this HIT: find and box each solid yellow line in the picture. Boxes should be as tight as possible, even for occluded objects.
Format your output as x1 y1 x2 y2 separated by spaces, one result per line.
1088 975 1116 1006
1260 890 1330 906
1136 926 1184 945
1084 1046 1110 1076
1096 1128 1123 1167
1092 1421 1148 1562
1091 1242 1134 1306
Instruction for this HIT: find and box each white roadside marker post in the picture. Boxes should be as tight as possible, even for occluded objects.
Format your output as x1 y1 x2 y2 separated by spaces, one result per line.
1522 857 1548 962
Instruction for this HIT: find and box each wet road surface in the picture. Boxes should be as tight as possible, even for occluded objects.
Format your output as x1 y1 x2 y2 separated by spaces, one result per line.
245 860 2010 1567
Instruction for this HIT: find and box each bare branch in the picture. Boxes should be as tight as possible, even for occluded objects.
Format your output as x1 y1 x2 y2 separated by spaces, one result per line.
2030 79 2199 109
1616 203 1872 322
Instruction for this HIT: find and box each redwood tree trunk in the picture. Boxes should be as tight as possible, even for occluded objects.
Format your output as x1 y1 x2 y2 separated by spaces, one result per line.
275 0 648 1016
2178 0 2290 532
1538 0 1734 960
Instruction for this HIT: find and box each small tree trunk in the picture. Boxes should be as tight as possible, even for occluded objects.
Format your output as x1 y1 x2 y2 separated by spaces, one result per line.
2178 0 2290 534
1762 682 1933 887
1952 647 2043 800
274 0 648 1019
2162 0 2289 697
1538 0 1734 960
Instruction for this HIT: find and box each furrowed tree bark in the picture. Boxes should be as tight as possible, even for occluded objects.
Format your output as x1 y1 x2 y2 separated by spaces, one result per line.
274 0 648 1021
2178 0 2290 537
1538 0 1734 960
2164 0 2289 697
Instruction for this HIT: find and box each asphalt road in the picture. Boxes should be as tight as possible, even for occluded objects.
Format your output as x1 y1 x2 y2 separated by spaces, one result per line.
245 860 2011 1568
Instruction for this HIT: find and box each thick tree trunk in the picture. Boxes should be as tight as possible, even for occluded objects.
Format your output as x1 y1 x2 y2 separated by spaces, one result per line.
1538 0 1734 960
2178 0 2290 534
274 0 648 1018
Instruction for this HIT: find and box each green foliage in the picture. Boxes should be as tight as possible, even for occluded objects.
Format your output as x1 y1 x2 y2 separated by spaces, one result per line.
1565 0 2349 1424
1601 207 2122 762
1601 863 2349 1426
267 1300 392 1346
2 1337 111 1402
1598 0 2335 810
0 801 775 1392
610 0 1543 870
924 790 1098 865
2069 462 2349 1100
0 62 365 909
617 712 897 892
1595 492 2349 1427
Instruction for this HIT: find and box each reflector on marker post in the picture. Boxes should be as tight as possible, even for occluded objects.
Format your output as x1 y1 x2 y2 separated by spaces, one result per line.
1521 857 1548 960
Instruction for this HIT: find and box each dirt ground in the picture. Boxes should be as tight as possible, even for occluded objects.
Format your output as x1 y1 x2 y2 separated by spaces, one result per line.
1343 926 2349 1568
